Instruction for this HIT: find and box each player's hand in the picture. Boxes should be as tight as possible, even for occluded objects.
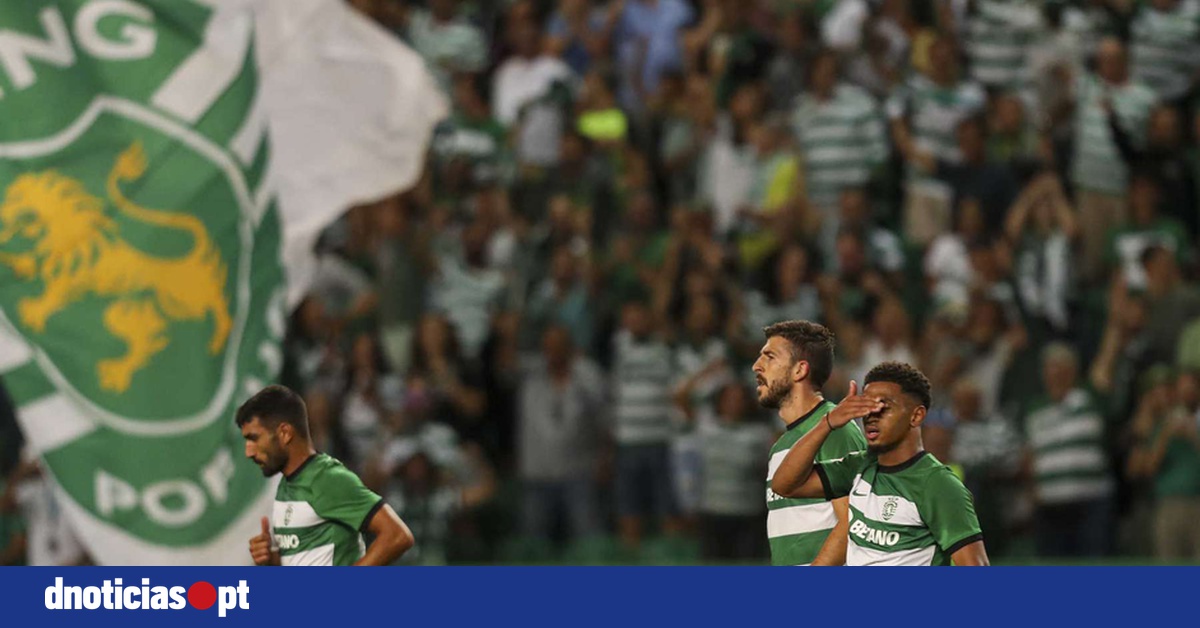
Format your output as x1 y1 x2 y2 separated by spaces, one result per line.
249 516 278 566
826 381 883 430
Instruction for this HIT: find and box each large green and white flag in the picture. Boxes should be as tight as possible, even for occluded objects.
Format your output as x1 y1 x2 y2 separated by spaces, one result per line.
0 0 446 564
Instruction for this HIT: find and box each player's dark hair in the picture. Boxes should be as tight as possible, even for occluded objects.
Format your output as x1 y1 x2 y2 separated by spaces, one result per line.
864 362 932 409
762 320 835 388
235 385 310 439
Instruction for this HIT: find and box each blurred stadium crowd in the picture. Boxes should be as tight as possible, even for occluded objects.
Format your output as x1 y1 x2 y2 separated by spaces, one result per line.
4 0 1200 565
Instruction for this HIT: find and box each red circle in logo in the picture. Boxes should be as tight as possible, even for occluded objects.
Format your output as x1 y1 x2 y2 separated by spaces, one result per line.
188 581 217 610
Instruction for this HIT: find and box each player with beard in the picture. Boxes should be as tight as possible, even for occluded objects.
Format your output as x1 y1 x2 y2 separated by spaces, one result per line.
238 385 414 566
771 362 989 566
754 321 867 565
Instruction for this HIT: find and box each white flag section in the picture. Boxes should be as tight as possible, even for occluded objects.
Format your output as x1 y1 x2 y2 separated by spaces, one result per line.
154 0 449 307
251 0 447 306
0 0 445 565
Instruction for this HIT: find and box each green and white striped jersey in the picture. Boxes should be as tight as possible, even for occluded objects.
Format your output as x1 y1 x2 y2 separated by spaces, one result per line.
766 400 867 566
792 83 888 208
967 0 1044 93
1023 389 1114 505
1130 0 1200 102
272 453 385 566
612 331 675 445
1070 73 1158 195
886 76 986 181
699 416 775 516
816 451 983 566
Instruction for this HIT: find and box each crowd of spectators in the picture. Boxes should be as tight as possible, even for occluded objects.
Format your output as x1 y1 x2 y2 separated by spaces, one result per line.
3 0 1200 565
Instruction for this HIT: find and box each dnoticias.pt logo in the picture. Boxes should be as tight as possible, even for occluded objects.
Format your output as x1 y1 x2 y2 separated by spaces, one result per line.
45 577 250 617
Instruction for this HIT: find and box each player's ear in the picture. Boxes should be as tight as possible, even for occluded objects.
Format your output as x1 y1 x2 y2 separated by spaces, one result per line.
910 405 927 428
791 359 809 384
277 422 294 446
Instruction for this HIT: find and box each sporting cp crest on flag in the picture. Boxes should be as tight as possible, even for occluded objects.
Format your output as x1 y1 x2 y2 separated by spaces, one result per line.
0 1 285 565
0 0 444 565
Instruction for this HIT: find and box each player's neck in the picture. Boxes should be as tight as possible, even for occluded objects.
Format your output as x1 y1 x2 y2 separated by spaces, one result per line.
778 387 824 426
282 445 318 479
876 434 924 467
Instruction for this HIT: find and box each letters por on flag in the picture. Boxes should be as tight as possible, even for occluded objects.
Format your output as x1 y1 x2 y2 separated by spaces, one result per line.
0 0 446 565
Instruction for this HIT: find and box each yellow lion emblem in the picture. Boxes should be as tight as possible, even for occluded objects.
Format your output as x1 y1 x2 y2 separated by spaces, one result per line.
0 142 232 393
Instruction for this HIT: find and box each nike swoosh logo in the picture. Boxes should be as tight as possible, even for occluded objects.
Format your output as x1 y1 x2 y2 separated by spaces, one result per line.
852 490 870 496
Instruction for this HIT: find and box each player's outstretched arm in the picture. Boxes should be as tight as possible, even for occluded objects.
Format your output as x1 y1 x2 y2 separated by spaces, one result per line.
950 541 989 566
354 503 414 566
249 516 280 566
772 381 882 498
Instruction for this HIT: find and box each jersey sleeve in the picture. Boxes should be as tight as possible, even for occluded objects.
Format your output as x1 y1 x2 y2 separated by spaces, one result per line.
920 468 984 558
309 465 385 533
817 421 867 462
814 451 869 500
